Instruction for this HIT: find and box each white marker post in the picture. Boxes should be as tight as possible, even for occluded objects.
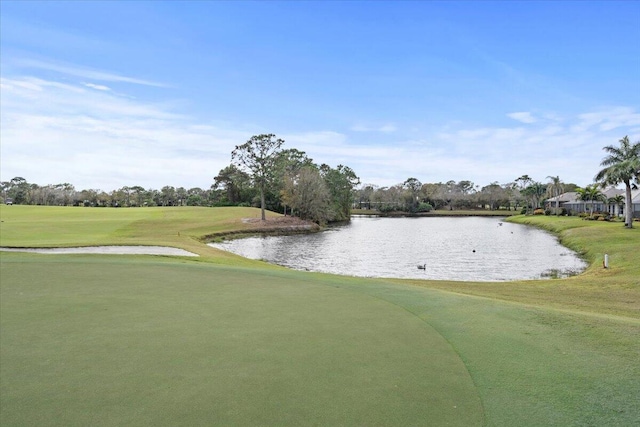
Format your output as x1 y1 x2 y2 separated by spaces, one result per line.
604 254 609 269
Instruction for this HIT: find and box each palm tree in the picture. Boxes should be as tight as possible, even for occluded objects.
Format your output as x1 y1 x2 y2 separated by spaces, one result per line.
576 184 606 217
546 175 565 215
515 175 533 214
595 136 640 228
521 182 546 214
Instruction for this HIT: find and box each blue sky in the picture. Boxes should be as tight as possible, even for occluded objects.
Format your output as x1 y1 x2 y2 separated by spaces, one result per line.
2 1 639 191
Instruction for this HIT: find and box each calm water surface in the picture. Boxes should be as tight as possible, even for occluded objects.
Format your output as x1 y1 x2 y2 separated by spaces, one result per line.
209 216 587 281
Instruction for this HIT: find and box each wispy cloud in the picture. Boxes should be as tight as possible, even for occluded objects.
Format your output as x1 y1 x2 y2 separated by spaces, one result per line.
350 123 397 133
573 107 640 132
507 112 537 124
15 58 168 88
83 82 111 91
0 76 247 189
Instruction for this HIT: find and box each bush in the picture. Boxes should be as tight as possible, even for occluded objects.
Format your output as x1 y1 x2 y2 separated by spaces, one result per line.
416 202 433 213
544 209 552 216
377 204 400 213
533 208 545 215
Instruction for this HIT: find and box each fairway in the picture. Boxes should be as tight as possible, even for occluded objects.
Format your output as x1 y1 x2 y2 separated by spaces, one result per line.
1 205 639 426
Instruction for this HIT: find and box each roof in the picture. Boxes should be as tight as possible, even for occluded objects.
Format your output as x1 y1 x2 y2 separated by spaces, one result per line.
548 187 626 204
547 192 578 203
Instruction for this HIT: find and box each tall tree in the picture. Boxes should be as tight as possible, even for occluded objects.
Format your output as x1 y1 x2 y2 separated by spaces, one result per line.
546 176 565 215
479 182 504 210
232 134 284 220
281 166 333 224
515 175 534 214
274 148 315 215
320 164 360 221
595 135 640 228
214 165 253 205
521 182 546 214
403 177 422 212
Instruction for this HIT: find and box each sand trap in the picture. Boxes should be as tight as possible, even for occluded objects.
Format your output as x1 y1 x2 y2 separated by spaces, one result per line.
0 246 199 257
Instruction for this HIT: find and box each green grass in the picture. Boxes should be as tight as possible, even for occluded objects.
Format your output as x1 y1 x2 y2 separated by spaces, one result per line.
0 205 281 266
1 205 639 426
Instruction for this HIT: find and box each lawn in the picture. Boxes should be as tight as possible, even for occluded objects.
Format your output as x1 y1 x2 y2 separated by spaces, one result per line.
1 205 639 426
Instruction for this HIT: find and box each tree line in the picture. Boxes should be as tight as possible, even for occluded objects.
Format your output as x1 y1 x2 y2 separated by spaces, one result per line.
1 134 361 225
3 135 638 226
354 176 580 214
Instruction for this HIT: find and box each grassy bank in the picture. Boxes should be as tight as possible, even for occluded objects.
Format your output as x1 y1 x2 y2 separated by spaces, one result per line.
1 205 639 425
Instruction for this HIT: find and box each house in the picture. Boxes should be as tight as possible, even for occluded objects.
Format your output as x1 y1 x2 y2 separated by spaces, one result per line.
632 190 640 218
546 188 640 218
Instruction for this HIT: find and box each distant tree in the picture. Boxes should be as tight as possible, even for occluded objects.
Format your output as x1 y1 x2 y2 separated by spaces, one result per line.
274 148 315 215
403 177 422 212
563 183 580 193
546 176 565 215
159 186 177 206
594 135 640 228
515 175 534 214
129 186 146 206
281 166 333 224
576 184 606 217
521 182 546 214
355 184 377 209
214 164 253 205
232 134 284 220
421 183 445 210
320 164 360 221
7 177 30 204
479 182 504 210
186 187 206 206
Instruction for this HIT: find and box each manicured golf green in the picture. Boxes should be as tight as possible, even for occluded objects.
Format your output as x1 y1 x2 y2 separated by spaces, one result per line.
1 205 639 426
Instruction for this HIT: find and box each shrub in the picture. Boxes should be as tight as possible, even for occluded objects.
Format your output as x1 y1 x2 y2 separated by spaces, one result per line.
416 202 433 213
533 208 545 215
544 209 552 216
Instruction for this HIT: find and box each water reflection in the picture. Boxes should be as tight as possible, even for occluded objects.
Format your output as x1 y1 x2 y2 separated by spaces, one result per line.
209 216 587 281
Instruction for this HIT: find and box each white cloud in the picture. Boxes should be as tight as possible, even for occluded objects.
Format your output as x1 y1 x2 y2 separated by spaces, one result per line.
570 107 640 134
2 74 639 191
507 112 537 124
0 76 248 190
83 82 111 91
350 123 397 133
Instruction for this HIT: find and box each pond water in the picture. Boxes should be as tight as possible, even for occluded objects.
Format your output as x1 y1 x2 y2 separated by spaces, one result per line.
209 216 588 281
